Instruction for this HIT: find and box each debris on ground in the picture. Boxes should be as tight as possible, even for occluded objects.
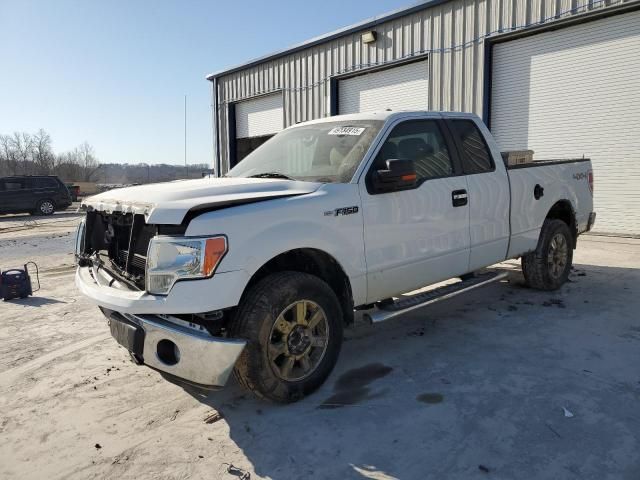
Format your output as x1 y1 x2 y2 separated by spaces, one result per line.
224 463 251 479
546 423 562 438
543 298 566 308
407 327 425 337
478 464 490 473
170 409 180 421
416 393 444 404
563 407 574 418
112 454 129 465
94 443 102 450
204 411 223 424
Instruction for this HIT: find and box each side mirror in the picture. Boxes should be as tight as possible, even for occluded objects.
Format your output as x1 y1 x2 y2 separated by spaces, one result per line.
372 159 417 193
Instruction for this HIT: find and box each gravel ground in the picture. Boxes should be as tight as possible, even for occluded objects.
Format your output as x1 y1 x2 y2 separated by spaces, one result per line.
0 220 638 480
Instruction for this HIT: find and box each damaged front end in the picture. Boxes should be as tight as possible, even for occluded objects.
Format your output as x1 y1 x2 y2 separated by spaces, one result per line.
74 211 246 388
75 211 182 291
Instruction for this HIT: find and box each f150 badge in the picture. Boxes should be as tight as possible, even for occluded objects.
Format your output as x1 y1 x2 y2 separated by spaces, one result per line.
324 206 359 216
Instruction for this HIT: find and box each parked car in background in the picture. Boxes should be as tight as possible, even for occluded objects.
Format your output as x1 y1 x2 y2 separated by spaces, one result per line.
66 184 80 202
0 175 72 216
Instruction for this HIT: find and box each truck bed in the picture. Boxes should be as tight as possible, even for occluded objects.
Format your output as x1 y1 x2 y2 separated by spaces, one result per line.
507 158 591 169
506 158 593 258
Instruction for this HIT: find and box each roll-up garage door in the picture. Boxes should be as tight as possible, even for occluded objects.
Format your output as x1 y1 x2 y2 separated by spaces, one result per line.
233 93 284 166
490 11 640 235
235 93 284 139
338 59 429 115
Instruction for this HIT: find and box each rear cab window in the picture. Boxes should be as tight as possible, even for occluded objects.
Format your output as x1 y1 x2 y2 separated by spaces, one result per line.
450 120 494 174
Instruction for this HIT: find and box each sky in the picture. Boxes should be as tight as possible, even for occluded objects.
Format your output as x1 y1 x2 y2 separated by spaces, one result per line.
0 0 410 166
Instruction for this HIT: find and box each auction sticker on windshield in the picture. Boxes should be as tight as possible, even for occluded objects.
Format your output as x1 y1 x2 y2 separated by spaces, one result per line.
328 126 366 136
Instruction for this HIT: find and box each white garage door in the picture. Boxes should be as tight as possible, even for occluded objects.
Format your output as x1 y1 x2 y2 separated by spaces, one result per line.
491 11 640 235
339 60 429 114
235 93 284 138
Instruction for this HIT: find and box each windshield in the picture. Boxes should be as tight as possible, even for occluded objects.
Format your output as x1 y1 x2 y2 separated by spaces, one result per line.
227 120 384 183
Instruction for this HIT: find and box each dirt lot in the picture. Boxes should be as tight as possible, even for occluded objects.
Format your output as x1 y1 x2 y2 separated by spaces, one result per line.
1 213 639 480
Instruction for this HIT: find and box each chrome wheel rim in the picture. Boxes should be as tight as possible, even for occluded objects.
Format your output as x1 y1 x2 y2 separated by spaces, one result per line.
40 201 54 214
547 233 568 279
268 300 329 382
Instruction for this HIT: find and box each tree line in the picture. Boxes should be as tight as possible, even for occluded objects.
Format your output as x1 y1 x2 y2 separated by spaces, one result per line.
0 129 210 184
0 129 99 181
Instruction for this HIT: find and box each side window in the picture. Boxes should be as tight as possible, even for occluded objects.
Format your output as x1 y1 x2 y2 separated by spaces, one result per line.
32 177 57 188
373 120 453 182
3 179 25 191
452 120 494 174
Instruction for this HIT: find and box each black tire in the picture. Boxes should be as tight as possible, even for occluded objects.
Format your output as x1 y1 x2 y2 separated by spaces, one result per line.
522 219 573 291
230 271 343 403
35 199 55 216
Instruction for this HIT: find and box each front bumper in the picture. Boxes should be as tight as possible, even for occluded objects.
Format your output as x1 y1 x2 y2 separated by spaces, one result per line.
75 264 249 315
103 309 245 387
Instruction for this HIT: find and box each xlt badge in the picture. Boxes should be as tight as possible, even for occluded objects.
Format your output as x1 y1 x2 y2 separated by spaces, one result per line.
324 206 359 217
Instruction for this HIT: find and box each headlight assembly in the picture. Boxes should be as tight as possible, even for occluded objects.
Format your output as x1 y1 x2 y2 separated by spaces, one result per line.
146 236 227 295
74 218 86 262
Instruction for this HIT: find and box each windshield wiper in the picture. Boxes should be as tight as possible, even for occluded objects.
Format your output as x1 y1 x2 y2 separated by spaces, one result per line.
248 172 296 180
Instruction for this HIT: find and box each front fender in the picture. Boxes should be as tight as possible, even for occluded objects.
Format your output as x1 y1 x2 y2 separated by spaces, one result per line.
185 185 368 305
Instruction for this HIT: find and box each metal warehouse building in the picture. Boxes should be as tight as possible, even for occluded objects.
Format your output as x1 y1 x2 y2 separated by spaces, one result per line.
208 0 640 235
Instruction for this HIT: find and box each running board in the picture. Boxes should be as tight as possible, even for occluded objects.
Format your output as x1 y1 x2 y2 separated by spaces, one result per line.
363 271 509 323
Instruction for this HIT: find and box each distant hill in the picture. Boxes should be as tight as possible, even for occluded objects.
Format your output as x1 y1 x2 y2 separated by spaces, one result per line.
95 163 212 184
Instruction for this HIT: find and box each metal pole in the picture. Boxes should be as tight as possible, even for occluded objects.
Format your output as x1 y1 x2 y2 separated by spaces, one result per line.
184 95 188 178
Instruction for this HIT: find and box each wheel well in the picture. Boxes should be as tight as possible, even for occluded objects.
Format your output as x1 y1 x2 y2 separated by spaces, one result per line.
37 198 55 207
245 249 354 325
546 200 577 247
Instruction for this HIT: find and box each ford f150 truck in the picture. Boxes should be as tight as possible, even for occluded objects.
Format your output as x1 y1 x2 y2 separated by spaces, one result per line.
75 111 595 402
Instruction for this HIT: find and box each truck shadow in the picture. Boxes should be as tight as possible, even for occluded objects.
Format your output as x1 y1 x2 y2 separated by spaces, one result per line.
176 262 639 479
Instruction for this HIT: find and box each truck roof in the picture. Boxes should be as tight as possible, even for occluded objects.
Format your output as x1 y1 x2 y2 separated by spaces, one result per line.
295 110 479 127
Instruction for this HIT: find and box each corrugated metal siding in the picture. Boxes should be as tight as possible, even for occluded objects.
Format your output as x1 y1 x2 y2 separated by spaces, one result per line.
491 10 640 234
214 0 632 173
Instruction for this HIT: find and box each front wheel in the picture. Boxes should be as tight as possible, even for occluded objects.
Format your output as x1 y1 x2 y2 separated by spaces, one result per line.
522 219 573 291
230 271 343 403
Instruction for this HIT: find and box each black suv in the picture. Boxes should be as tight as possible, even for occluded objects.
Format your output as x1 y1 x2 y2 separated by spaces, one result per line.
0 175 72 216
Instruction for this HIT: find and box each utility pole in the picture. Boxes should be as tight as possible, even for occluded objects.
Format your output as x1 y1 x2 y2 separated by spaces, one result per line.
184 95 188 178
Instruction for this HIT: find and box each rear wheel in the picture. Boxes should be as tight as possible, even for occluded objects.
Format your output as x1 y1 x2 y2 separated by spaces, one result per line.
522 219 573 290
35 199 55 216
230 271 343 403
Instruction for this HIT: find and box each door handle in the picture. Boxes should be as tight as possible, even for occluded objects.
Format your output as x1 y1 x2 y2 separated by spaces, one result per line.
452 189 468 207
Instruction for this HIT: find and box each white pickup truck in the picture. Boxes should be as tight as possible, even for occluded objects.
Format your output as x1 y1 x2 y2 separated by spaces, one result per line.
76 111 595 402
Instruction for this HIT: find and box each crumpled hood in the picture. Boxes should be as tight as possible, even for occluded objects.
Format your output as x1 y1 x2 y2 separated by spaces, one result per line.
81 177 321 224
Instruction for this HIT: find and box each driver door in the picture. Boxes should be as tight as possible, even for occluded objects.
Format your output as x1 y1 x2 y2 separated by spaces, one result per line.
359 118 471 302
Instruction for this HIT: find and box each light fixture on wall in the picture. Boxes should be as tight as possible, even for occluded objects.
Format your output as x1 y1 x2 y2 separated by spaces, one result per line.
361 30 377 44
